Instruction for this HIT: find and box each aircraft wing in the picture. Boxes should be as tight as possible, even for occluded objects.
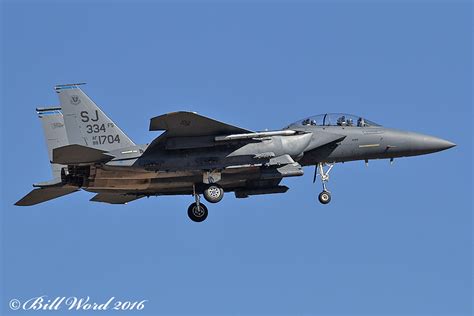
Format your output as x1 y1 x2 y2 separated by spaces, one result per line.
149 111 252 137
90 193 144 204
145 111 254 153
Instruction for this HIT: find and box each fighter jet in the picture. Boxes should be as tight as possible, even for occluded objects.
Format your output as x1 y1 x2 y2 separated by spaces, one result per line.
16 84 456 222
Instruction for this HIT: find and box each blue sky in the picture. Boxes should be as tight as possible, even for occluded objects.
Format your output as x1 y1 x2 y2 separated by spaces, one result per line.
1 1 472 315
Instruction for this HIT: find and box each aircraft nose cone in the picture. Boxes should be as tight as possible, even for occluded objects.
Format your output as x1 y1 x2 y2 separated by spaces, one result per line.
384 129 455 157
426 137 456 151
415 134 456 154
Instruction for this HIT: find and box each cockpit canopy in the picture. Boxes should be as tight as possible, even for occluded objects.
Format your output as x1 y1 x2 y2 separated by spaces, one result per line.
290 113 380 128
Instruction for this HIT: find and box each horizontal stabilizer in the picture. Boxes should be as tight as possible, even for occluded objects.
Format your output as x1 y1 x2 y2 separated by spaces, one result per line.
90 193 144 204
15 187 79 206
52 144 114 164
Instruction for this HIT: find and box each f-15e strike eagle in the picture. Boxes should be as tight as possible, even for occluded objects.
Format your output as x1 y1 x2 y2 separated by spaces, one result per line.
16 83 455 222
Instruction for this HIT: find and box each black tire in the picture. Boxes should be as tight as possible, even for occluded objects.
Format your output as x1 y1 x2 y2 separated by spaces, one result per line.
203 184 224 203
318 191 331 204
187 202 208 222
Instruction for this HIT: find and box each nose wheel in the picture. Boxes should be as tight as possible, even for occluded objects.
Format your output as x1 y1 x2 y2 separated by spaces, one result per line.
314 162 334 205
318 191 331 204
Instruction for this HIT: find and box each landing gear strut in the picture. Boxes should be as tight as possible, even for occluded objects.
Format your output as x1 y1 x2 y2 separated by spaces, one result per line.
314 162 334 204
188 185 208 222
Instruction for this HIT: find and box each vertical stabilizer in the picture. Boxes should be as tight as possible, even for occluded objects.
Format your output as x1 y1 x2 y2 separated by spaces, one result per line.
37 107 69 179
55 83 135 151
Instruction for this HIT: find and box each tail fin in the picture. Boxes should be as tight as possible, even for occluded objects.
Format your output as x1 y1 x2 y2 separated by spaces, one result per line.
37 107 69 179
55 83 135 151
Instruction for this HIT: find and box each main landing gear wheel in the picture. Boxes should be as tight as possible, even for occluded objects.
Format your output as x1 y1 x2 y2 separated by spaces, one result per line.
203 184 224 203
187 202 208 222
318 191 331 204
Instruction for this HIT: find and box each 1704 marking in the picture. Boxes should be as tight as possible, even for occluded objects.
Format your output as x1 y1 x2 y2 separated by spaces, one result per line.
92 134 120 145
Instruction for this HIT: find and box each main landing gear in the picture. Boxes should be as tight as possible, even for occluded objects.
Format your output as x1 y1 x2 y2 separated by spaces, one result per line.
188 198 208 222
314 162 334 205
203 184 224 203
187 183 225 222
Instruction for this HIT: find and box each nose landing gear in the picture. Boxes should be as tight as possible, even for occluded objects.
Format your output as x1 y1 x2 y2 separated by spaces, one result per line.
314 162 334 205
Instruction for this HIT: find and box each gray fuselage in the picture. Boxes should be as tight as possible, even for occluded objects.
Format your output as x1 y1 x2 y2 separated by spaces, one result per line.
83 123 454 197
